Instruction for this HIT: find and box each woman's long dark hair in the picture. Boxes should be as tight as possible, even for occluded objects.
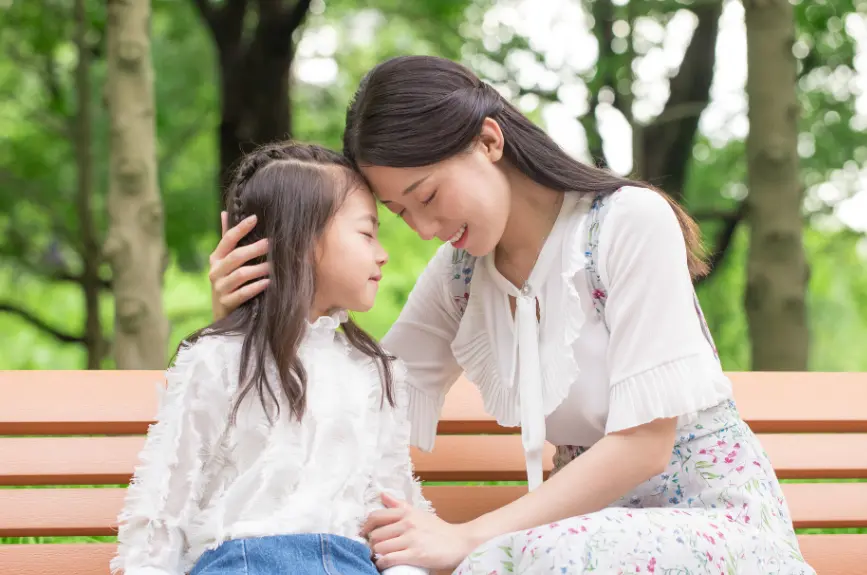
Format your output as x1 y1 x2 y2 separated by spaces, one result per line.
182 142 395 423
343 55 707 278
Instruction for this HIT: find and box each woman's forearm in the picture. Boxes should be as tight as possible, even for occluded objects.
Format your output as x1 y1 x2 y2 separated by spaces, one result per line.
463 418 677 547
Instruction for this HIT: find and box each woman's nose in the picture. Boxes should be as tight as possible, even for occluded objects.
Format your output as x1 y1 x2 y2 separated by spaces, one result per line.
412 216 439 241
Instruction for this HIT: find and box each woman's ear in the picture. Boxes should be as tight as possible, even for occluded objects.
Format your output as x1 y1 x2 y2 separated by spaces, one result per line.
478 117 505 162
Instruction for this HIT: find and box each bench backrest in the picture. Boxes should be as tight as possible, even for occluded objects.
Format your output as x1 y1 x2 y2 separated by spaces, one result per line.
0 370 865 574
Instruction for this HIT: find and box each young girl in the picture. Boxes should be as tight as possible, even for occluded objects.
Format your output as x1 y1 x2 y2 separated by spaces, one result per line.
210 57 815 574
111 142 429 575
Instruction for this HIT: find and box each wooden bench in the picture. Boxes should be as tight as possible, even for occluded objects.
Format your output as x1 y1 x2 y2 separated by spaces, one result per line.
1 370 865 574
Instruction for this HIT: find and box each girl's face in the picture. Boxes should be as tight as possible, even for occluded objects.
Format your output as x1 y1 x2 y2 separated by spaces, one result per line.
313 185 388 316
360 120 511 257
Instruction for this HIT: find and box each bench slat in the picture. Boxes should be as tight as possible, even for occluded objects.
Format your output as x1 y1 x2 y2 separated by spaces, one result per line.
427 482 867 529
1 482 866 537
796 535 867 575
3 433 866 486
0 544 117 575
0 371 160 435
428 434 867 481
0 437 142 486
2 536 865 575
441 373 867 435
725 372 867 433
3 371 867 436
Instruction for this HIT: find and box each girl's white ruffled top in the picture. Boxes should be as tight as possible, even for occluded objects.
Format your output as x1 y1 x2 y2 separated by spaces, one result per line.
383 187 733 491
111 312 430 575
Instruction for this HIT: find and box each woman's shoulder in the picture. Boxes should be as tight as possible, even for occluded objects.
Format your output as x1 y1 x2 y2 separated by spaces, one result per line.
605 186 679 229
429 242 475 276
402 242 476 316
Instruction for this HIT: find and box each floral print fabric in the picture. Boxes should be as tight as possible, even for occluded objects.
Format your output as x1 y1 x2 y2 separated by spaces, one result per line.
450 247 476 316
454 401 815 575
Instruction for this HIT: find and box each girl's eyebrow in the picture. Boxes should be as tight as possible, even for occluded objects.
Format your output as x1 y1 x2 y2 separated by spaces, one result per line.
360 214 379 227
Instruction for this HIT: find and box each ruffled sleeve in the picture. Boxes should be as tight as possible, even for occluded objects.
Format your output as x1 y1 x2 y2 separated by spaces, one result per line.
381 244 464 451
111 337 234 575
598 187 730 434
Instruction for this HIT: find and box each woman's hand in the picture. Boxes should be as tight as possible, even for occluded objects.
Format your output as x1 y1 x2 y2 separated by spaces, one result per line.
209 211 270 320
363 494 477 572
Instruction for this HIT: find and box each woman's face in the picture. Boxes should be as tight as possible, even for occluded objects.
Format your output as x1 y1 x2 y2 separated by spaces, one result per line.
360 120 511 257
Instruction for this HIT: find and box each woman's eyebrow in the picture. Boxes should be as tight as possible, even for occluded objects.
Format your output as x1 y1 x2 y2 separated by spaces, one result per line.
402 174 431 195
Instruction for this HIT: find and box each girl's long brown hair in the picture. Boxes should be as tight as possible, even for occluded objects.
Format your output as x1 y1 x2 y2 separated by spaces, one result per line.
182 142 395 423
343 55 708 278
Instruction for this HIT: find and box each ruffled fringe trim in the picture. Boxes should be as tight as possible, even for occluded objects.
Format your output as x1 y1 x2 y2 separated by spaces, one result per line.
112 336 238 574
367 359 434 513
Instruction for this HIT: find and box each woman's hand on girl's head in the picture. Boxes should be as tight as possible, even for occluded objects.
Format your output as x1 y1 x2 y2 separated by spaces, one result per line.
209 211 271 320
363 494 475 572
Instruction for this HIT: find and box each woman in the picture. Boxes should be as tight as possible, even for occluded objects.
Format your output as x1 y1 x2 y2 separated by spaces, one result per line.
209 56 813 574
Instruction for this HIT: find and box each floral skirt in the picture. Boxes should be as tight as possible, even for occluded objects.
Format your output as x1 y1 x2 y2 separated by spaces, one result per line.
454 400 815 575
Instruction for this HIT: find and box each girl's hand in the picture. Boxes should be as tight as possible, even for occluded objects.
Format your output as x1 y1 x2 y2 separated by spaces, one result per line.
209 211 270 320
363 494 477 572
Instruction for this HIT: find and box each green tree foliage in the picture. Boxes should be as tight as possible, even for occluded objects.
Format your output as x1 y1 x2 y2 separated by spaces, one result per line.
0 0 865 371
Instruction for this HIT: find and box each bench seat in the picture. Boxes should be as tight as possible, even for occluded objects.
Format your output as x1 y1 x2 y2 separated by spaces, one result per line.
1 370 865 574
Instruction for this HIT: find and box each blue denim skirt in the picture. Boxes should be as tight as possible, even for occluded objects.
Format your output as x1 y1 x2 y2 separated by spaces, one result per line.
190 533 379 575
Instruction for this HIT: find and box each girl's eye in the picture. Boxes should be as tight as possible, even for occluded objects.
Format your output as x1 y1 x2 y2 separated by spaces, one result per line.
421 190 438 206
362 231 375 239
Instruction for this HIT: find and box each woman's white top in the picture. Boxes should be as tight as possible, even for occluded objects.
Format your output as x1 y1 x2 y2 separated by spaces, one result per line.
381 187 733 490
112 313 430 575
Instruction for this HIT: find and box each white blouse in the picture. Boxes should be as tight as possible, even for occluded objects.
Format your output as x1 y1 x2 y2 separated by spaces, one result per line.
112 313 430 575
382 186 733 490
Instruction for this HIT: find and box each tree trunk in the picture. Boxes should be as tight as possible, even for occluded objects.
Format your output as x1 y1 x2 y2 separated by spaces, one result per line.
74 0 103 369
191 0 313 210
218 39 294 205
640 0 721 202
743 0 809 370
582 0 616 166
105 0 168 368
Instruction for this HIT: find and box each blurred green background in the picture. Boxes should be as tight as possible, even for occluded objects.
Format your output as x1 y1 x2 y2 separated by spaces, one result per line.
0 0 865 372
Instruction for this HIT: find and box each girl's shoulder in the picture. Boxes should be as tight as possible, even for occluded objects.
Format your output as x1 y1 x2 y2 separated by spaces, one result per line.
340 345 413 421
173 332 242 366
168 333 243 396
383 356 413 414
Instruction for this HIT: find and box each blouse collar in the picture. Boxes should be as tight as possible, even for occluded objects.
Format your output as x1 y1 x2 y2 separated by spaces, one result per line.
305 309 348 346
450 193 587 492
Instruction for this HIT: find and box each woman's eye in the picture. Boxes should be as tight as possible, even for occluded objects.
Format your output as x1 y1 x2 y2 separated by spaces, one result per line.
421 190 438 206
